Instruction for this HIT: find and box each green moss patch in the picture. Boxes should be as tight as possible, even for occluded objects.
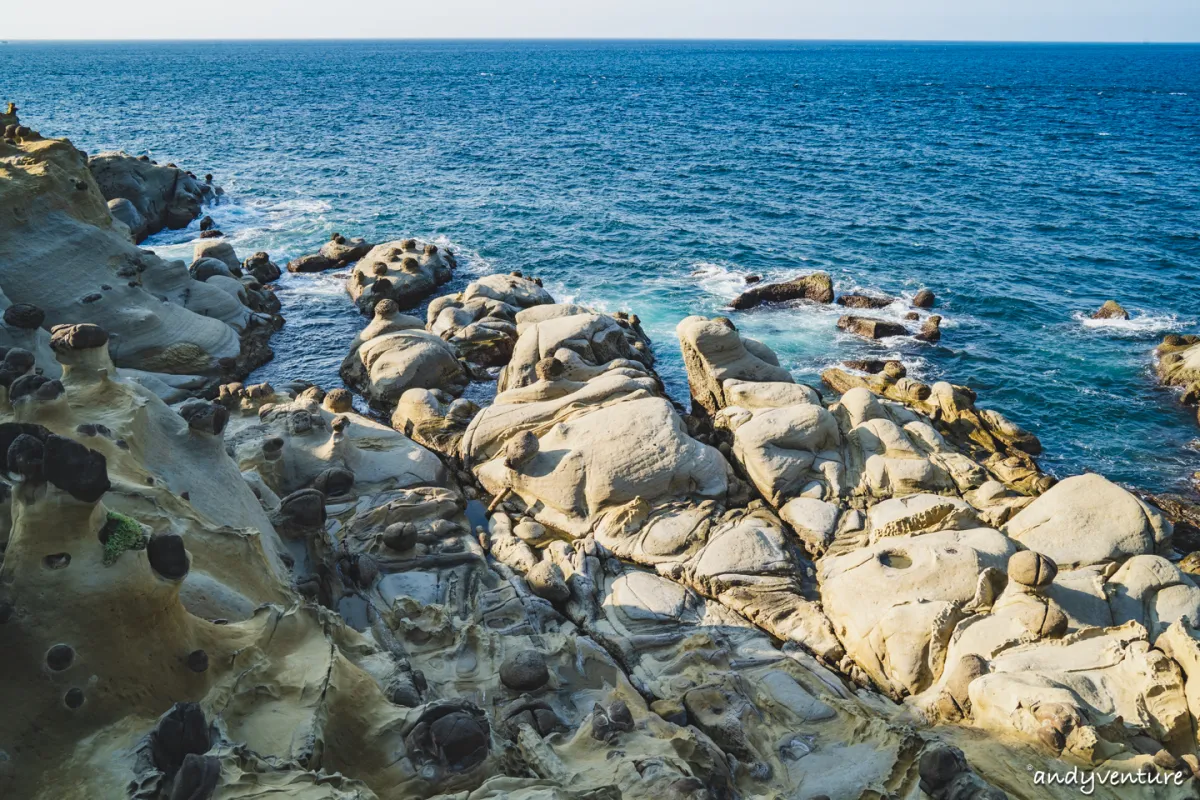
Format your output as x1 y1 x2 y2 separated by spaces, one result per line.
100 511 146 566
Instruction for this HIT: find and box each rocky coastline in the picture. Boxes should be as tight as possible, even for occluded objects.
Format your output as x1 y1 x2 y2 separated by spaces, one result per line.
5 109 1200 800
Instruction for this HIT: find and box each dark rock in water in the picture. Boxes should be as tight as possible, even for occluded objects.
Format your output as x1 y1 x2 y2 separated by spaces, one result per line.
837 315 908 340
836 293 893 310
198 215 215 231
912 288 936 308
147 533 189 580
1092 300 1130 320
904 311 920 320
499 650 550 691
731 271 834 309
287 253 338 273
198 229 224 239
242 252 281 283
4 303 45 330
168 753 220 800
915 315 942 343
744 274 761 284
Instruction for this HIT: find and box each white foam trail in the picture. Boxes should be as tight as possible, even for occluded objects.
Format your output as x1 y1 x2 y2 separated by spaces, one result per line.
1073 310 1185 336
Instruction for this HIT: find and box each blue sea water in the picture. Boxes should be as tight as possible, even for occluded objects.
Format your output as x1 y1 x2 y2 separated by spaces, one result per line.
3 40 1199 492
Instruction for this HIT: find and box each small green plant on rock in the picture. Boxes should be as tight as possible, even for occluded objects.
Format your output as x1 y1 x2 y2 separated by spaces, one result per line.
100 511 146 566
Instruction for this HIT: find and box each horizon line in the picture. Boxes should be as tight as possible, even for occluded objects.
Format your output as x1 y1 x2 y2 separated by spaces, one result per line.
3 36 1199 45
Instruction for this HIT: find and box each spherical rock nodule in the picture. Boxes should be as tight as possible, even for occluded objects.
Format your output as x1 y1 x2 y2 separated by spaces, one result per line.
49 322 109 352
918 744 966 791
147 533 189 580
499 649 550 692
323 388 353 413
1008 550 1058 588
185 649 209 673
312 466 355 497
534 357 566 382
504 431 539 470
3 303 45 330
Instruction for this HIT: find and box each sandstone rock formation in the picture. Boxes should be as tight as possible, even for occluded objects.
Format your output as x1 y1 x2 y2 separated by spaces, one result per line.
0 111 280 391
427 272 554 366
347 238 456 314
1157 334 1200 421
89 151 216 242
341 299 469 410
7 113 1200 800
288 232 373 273
730 270 834 309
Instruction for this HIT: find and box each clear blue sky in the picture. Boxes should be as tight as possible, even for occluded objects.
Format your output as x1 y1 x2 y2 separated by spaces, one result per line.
7 0 1199 42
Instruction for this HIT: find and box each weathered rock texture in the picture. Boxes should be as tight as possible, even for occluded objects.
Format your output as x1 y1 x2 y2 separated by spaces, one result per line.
89 151 218 242
5 115 1200 800
0 112 279 391
347 238 456 314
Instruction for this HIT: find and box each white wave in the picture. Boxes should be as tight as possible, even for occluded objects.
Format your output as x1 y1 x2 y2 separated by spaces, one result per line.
690 261 757 301
1073 310 1185 336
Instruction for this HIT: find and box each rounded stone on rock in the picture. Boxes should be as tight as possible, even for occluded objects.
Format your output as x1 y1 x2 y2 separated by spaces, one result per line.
147 533 189 580
49 323 109 352
178 400 229 436
277 488 326 528
526 559 570 603
383 522 419 551
312 466 354 497
3 303 45 330
504 431 539 469
499 649 550 692
533 357 565 381
323 388 353 412
918 744 966 791
46 644 75 671
912 288 936 308
186 649 209 673
427 710 489 770
1008 550 1058 588
374 299 398 318
5 347 36 374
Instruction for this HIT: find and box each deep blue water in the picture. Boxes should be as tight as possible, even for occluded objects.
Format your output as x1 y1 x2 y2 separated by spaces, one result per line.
4 40 1199 491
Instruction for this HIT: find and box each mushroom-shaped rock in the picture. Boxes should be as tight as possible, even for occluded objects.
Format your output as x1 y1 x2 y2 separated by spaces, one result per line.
50 323 109 353
4 303 45 330
178 399 230 436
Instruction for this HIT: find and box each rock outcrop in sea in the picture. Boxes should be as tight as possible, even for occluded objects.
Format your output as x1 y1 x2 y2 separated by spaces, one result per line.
4 109 1200 800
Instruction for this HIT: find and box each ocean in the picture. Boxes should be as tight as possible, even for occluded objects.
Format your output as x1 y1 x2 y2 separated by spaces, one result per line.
3 40 1198 491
